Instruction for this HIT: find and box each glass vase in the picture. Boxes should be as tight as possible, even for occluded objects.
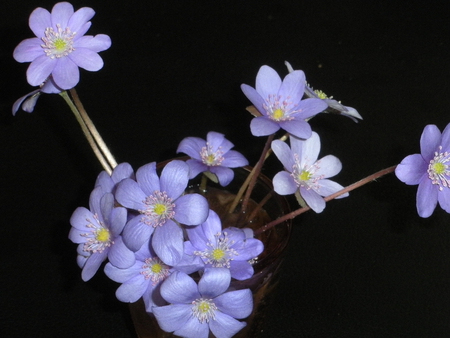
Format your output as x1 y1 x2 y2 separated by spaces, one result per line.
129 163 292 338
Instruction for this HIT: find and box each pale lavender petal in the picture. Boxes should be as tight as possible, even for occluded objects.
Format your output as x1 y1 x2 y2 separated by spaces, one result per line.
122 216 154 251
67 7 95 32
240 84 266 116
438 189 450 213
177 137 205 159
209 166 234 186
160 160 189 199
231 238 264 260
152 220 184 266
175 254 204 274
115 274 148 303
100 193 114 224
52 56 80 89
417 179 438 218
213 289 253 318
174 194 209 225
316 179 348 199
29 7 51 37
229 261 253 280
51 2 74 28
111 162 134 184
208 132 234 153
185 159 208 179
198 268 230 298
221 150 249 168
73 22 91 40
153 304 192 333
136 162 160 196
68 48 104 71
68 227 86 244
12 90 40 115
279 119 312 140
209 311 247 338
315 155 342 178
104 261 142 283
273 171 297 195
77 34 111 51
221 227 245 244
250 116 280 136
40 78 62 93
13 38 43 62
395 154 427 185
108 237 135 268
160 271 200 304
420 125 441 161
199 210 222 243
82 250 107 281
298 132 320 164
26 55 56 86
295 98 328 119
300 187 325 213
70 207 94 231
255 65 282 100
174 316 209 338
278 70 305 104
89 186 105 218
271 140 294 170
116 179 147 211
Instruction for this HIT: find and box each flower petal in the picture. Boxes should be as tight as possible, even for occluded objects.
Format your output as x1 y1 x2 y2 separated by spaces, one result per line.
395 154 427 185
116 178 147 211
240 84 266 116
160 271 200 304
315 155 342 178
273 171 297 195
278 70 305 104
250 116 280 136
271 140 294 170
82 250 107 281
122 216 154 251
416 178 438 218
213 289 253 319
198 268 230 298
67 7 95 33
300 186 326 213
29 7 51 38
51 2 74 28
177 137 205 159
255 65 282 100
108 236 135 269
160 160 189 199
209 166 234 186
209 311 247 338
152 220 184 266
52 56 80 89
316 179 348 199
153 304 192 333
420 125 441 161
68 48 104 71
279 119 312 140
221 150 249 168
174 193 209 225
26 55 56 86
13 38 43 63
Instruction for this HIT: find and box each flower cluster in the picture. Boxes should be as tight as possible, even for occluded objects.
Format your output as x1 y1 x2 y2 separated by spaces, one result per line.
12 2 450 338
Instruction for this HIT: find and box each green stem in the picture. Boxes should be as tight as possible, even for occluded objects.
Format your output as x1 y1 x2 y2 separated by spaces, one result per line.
253 165 398 236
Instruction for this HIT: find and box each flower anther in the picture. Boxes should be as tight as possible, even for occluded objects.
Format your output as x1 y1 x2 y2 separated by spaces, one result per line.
141 191 175 227
191 298 218 323
41 24 76 59
141 257 170 285
263 94 299 121
291 154 323 190
194 232 239 268
81 214 113 254
427 146 450 191
200 143 225 166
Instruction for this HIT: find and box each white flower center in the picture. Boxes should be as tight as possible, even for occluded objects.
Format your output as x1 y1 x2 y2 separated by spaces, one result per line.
194 231 238 268
141 257 170 285
427 146 450 191
291 154 322 190
191 298 218 323
200 143 224 166
80 214 113 254
140 191 175 227
263 94 300 121
41 24 76 58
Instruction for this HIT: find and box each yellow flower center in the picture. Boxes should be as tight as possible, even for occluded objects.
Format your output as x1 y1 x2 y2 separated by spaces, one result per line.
53 38 67 52
151 263 163 274
299 170 312 181
433 162 446 175
198 301 211 313
314 90 329 99
96 228 110 242
153 203 167 215
272 108 285 120
211 249 225 261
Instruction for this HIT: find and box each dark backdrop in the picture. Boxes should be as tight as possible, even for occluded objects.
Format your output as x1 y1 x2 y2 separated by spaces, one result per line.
1 1 450 337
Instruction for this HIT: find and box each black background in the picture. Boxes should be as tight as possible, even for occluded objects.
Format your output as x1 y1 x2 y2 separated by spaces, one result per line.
1 1 450 337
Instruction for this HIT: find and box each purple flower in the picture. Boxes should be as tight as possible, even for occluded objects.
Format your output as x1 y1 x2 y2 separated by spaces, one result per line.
395 124 450 217
285 61 362 122
12 77 62 115
185 210 263 280
153 268 253 338
95 162 135 194
69 186 135 281
241 65 327 139
115 160 209 266
13 2 111 90
272 133 348 213
104 237 203 312
177 131 249 186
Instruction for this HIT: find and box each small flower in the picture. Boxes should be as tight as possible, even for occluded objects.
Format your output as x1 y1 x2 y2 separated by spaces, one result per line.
177 131 249 186
285 61 363 122
115 160 209 266
241 65 327 139
12 77 62 115
104 237 203 312
272 133 348 213
153 268 253 338
69 186 135 281
13 2 111 90
185 210 264 280
395 124 450 217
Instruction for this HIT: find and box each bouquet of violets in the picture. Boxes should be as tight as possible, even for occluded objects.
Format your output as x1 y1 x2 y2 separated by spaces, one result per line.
11 2 450 338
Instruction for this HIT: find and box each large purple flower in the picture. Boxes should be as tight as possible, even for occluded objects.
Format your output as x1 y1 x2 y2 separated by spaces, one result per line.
395 124 450 217
241 65 327 139
104 237 203 313
153 268 253 338
69 186 135 281
272 133 348 213
12 77 62 115
13 2 111 90
285 61 362 123
115 160 209 266
185 210 263 280
177 131 249 186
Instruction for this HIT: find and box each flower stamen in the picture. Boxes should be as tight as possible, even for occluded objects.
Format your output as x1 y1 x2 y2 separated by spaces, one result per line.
141 257 170 285
80 214 113 254
191 298 218 323
263 94 300 121
194 231 238 268
41 24 76 58
427 146 450 191
200 143 224 166
140 191 176 227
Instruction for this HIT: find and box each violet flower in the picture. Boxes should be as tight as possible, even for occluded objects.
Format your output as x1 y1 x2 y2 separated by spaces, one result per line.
69 186 135 281
13 2 111 90
395 124 450 217
177 131 249 186
95 162 135 194
185 210 263 280
241 65 327 139
285 61 362 123
104 237 203 313
115 160 209 266
12 77 62 115
153 268 253 338
272 133 348 213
